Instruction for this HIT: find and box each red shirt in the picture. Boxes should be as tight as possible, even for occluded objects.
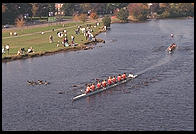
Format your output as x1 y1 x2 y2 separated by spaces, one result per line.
91 85 95 91
102 81 107 87
108 79 112 85
117 76 121 81
122 74 126 80
112 77 116 83
97 83 101 89
85 87 90 94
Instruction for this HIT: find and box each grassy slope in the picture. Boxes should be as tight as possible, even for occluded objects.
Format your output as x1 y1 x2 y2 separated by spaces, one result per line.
2 20 103 59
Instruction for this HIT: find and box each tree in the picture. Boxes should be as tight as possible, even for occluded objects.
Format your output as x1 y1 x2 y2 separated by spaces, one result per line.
102 15 111 27
61 3 75 16
15 15 25 27
2 4 7 13
31 3 39 17
80 3 92 13
116 8 129 22
79 13 87 22
90 12 98 20
128 3 149 21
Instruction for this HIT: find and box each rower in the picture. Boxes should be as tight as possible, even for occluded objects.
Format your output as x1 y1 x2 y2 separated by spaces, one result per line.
117 74 121 82
96 81 101 89
90 83 95 92
121 73 127 80
85 85 91 94
102 80 107 88
112 76 117 83
107 76 112 85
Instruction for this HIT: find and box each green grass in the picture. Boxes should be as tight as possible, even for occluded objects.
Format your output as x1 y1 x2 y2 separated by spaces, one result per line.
2 20 104 59
2 22 83 38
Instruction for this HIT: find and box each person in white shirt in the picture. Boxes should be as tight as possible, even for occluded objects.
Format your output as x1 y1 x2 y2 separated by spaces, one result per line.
5 44 10 54
2 47 5 54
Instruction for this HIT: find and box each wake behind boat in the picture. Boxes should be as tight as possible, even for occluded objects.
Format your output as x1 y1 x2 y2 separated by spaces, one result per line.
72 74 138 101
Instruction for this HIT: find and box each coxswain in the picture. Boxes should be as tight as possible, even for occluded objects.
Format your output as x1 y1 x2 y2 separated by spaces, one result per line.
107 76 112 85
128 72 134 78
170 33 174 38
102 80 107 87
97 81 101 89
117 74 121 82
90 83 95 92
112 76 117 83
85 85 91 94
122 73 127 80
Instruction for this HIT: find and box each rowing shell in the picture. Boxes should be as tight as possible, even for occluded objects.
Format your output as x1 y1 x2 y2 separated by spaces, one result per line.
167 44 177 53
72 74 138 101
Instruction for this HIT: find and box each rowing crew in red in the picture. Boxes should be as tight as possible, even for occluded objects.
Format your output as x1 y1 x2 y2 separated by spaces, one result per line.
85 73 128 94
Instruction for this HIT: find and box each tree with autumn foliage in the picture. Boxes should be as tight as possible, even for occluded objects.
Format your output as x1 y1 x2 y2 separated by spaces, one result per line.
128 3 149 21
79 13 87 23
15 15 25 27
90 12 98 20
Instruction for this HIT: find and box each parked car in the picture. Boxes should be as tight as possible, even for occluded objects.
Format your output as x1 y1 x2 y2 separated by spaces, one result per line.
3 24 10 28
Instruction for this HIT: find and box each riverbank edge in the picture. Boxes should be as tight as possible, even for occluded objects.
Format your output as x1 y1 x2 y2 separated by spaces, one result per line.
2 29 106 62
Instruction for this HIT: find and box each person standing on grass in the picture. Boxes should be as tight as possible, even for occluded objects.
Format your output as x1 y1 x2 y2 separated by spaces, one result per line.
5 44 10 54
2 46 5 54
71 35 75 44
49 35 53 43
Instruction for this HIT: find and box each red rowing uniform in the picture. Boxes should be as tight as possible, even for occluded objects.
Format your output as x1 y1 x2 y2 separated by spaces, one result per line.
108 79 112 85
122 74 126 80
85 86 90 94
117 76 121 82
102 81 107 87
97 82 101 89
90 84 95 91
112 77 116 83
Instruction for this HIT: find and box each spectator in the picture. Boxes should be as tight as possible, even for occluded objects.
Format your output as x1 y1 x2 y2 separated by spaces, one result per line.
5 44 10 54
71 35 75 44
49 35 53 43
21 48 25 54
2 47 5 54
17 50 21 55
27 47 34 53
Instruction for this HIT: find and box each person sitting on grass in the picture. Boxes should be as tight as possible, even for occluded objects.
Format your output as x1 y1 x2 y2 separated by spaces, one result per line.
21 48 25 54
27 47 34 53
17 49 21 55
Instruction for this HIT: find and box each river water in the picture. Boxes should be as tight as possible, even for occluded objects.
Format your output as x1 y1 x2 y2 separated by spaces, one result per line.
2 18 194 131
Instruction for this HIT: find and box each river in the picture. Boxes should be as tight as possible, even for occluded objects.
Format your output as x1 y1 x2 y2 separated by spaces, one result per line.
2 18 194 131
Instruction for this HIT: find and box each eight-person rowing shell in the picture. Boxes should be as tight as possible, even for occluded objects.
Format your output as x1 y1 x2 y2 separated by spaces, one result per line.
73 72 137 101
84 72 133 94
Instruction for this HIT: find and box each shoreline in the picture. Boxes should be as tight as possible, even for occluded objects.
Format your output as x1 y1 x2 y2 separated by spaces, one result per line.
2 29 106 63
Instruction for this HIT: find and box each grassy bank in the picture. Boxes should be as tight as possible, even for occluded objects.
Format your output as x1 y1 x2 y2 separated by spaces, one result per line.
2 20 105 62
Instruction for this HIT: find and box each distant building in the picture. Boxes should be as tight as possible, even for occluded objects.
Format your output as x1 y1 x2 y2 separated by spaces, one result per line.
55 3 64 15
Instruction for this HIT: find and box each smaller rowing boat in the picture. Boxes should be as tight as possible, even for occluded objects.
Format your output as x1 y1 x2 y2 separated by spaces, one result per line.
167 43 177 53
72 74 138 101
